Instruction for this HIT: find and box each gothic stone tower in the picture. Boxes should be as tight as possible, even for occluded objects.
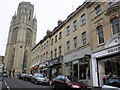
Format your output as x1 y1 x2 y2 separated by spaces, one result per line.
4 2 37 75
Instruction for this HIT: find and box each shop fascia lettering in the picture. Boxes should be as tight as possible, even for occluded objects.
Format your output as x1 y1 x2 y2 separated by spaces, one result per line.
49 59 60 66
107 46 120 54
39 62 48 69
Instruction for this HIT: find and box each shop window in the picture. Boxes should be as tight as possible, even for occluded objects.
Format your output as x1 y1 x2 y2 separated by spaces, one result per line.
79 58 90 79
73 63 78 80
104 57 120 77
110 17 120 35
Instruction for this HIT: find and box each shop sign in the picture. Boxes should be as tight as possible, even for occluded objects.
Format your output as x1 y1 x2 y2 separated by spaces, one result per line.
107 46 120 54
49 59 60 66
30 68 34 71
39 62 48 69
34 65 39 69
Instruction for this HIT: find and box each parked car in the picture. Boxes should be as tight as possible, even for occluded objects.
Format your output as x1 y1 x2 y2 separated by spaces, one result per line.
18 73 26 79
51 75 91 89
31 73 49 85
101 77 120 90
23 74 33 81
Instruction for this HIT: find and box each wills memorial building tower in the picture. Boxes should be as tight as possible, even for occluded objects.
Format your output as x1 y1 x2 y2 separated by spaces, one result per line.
4 2 37 75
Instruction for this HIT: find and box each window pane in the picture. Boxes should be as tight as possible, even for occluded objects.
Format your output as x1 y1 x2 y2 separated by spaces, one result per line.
67 25 70 35
111 17 120 35
97 25 104 44
82 32 86 45
73 20 77 30
95 5 101 16
81 14 86 25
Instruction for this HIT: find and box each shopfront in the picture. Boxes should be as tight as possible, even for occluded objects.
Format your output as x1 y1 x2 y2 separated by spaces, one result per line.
39 62 48 76
47 56 63 80
91 35 120 87
63 45 91 86
30 62 39 74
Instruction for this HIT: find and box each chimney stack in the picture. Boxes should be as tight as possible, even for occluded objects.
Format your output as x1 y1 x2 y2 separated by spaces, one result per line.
58 19 63 26
46 29 52 35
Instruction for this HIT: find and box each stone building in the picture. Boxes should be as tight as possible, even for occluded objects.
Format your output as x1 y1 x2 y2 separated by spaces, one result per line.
30 0 120 88
4 2 37 75
0 55 4 73
31 21 64 80
89 2 120 87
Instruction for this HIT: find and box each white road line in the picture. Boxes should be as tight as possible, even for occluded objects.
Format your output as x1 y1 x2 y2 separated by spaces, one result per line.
4 81 10 90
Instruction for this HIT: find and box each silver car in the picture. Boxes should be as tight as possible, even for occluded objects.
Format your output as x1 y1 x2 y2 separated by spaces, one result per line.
31 73 49 85
101 77 120 90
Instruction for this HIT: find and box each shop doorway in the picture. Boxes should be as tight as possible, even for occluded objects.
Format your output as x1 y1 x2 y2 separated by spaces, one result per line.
73 63 78 81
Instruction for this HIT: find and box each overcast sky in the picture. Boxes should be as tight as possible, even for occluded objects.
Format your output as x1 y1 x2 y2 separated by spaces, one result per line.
0 0 85 56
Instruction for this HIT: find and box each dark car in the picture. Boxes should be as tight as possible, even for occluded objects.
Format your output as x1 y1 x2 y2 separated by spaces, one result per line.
31 73 49 85
18 73 26 79
101 77 120 90
51 75 91 89
23 74 33 81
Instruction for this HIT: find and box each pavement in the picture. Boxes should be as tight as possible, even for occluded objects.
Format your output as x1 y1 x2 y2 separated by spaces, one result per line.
92 87 101 90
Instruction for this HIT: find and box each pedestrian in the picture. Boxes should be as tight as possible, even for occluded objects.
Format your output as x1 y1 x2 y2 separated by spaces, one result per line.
12 69 15 77
9 70 11 77
108 72 112 79
102 74 107 85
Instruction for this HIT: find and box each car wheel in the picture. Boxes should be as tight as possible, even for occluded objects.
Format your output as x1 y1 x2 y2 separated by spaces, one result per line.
35 80 38 85
52 84 56 90
49 81 52 86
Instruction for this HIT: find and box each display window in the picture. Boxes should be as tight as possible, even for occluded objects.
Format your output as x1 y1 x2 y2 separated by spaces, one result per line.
79 58 90 79
98 54 120 86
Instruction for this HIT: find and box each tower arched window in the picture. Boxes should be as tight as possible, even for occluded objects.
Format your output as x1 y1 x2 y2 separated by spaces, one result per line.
25 28 33 45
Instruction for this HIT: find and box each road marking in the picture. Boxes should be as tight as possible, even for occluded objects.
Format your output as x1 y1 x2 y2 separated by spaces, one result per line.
4 81 10 90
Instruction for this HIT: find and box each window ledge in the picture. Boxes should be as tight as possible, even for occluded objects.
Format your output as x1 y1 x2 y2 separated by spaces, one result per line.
97 43 105 47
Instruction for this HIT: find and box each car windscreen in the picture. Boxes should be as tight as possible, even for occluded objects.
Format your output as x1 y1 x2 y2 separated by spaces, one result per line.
66 76 78 82
106 78 120 88
34 74 44 78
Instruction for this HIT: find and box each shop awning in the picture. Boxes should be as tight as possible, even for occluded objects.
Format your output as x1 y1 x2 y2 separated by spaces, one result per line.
30 62 39 69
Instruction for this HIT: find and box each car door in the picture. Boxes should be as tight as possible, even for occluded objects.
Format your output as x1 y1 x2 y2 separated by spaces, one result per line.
59 76 68 89
54 75 62 89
